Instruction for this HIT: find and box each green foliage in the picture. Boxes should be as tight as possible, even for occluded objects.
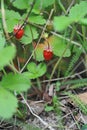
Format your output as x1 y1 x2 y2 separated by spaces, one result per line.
79 18 87 26
0 72 31 119
34 35 71 61
62 77 87 90
81 124 87 130
0 33 5 50
45 105 54 112
0 44 31 119
55 82 61 91
53 16 73 32
29 15 46 25
34 0 55 9
0 22 1 29
62 78 87 86
45 96 62 115
6 10 21 20
66 92 87 115
1 0 87 125
34 43 44 61
5 10 21 33
13 0 29 9
53 96 62 115
53 1 87 31
0 87 18 119
21 25 38 44
13 0 55 12
23 62 47 79
50 36 71 57
0 73 31 92
65 48 82 76
70 83 87 90
0 46 16 70
69 1 87 22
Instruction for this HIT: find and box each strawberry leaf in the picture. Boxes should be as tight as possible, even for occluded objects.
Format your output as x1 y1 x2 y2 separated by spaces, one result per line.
0 87 18 119
0 46 16 70
69 1 87 22
53 16 73 32
21 26 38 44
1 73 31 92
24 62 47 79
13 0 29 9
48 36 71 57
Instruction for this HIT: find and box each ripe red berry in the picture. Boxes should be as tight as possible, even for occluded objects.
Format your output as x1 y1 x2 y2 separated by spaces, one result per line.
14 25 24 39
43 49 53 61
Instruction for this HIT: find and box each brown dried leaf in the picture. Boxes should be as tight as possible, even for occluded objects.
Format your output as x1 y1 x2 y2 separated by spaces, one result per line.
43 92 52 104
78 92 87 104
30 101 45 115
48 84 54 97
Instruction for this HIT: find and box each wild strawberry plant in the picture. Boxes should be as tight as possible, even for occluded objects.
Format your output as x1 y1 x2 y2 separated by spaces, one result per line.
0 1 87 127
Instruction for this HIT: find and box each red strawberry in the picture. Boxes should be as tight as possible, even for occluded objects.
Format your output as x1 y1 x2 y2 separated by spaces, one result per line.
43 49 53 61
14 25 24 39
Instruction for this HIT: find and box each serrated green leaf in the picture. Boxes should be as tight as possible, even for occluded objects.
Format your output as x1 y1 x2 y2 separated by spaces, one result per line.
29 15 46 25
53 1 87 32
27 62 36 73
37 62 47 76
21 26 38 44
6 10 21 20
1 73 31 92
42 0 55 8
53 16 73 32
5 10 21 32
79 18 87 26
0 46 16 70
6 19 19 33
23 72 39 79
13 0 29 9
34 0 55 9
69 1 87 22
24 62 47 79
0 87 18 119
0 34 5 50
23 0 55 13
49 36 71 57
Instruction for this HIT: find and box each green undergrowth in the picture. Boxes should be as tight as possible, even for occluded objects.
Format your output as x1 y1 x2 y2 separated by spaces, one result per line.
0 0 87 129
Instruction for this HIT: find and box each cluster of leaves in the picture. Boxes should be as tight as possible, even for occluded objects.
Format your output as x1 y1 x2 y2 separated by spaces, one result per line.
0 45 31 118
0 0 87 121
0 0 56 119
53 1 87 31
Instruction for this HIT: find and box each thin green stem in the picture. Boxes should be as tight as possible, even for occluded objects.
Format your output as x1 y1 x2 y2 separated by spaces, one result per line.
82 25 86 42
58 0 66 14
2 68 7 75
37 78 41 90
8 63 19 74
1 0 12 44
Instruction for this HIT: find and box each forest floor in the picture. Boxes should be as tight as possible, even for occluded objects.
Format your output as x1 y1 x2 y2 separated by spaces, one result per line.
1 91 87 130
